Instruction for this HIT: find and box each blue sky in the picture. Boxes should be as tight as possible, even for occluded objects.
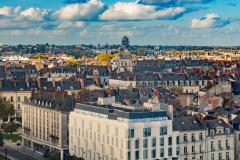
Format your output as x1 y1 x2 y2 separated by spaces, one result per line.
0 0 239 45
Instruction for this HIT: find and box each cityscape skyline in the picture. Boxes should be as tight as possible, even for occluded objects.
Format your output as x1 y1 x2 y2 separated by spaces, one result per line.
0 0 239 46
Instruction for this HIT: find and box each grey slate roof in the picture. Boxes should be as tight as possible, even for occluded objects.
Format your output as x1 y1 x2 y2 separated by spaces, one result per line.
173 116 206 131
25 91 73 112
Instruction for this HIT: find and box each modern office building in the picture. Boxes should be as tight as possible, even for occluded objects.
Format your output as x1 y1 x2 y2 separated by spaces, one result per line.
69 97 179 160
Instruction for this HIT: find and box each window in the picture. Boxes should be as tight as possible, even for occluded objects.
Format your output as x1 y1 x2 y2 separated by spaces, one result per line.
10 96 13 102
135 139 139 149
199 133 203 140
225 128 230 134
211 153 214 160
143 139 148 148
160 148 164 157
200 144 203 153
152 138 156 148
176 136 180 144
211 141 214 151
135 151 139 160
160 137 164 146
128 140 131 149
143 150 148 159
192 146 195 153
218 152 222 160
152 149 156 158
226 139 229 149
128 151 131 160
168 137 172 146
191 133 195 141
128 129 134 138
160 126 167 135
218 140 222 150
143 128 151 137
176 146 180 155
17 96 20 102
210 130 215 136
184 134 188 142
226 152 229 160
200 156 203 160
168 147 172 156
184 146 188 154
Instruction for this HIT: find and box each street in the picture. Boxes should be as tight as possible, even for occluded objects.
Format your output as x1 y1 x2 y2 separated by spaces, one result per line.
0 142 46 160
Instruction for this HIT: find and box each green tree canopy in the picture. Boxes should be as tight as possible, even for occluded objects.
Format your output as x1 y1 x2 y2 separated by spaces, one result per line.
0 98 14 120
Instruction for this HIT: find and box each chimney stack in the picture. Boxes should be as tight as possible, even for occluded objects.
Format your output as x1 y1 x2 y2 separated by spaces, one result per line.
12 80 17 88
79 78 85 88
36 77 41 89
52 79 56 88
0 78 3 89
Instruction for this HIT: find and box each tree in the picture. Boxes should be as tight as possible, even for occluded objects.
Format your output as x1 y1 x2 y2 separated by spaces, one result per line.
0 97 14 146
0 98 14 120
0 131 3 147
3 122 19 135
95 53 114 66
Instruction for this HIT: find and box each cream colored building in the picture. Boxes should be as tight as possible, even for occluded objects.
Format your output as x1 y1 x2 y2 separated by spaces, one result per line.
69 101 179 160
205 119 234 160
173 116 207 160
22 92 73 160
0 90 32 122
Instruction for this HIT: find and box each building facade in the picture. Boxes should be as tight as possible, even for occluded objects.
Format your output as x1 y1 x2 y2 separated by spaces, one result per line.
69 101 179 160
22 92 73 160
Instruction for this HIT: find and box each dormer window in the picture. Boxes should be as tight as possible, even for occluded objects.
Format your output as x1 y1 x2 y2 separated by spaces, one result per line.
210 130 215 136
57 86 61 91
217 129 222 135
225 128 230 134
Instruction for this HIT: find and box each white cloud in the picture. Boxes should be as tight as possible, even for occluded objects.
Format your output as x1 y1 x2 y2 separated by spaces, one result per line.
57 21 86 29
0 6 12 16
0 6 49 22
191 13 230 28
19 7 49 21
136 0 213 6
100 2 187 21
54 0 105 21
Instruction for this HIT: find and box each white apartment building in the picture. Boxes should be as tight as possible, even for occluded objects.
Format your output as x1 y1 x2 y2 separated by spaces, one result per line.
173 116 207 160
232 115 240 159
205 119 234 160
69 96 235 160
69 100 180 160
22 92 73 160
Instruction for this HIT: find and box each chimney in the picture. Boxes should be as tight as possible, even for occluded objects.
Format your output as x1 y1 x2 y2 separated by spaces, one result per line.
39 88 43 97
36 78 41 89
133 75 136 81
0 78 3 89
79 78 85 88
61 87 65 99
12 80 17 88
53 91 56 100
31 89 35 97
26 78 30 88
93 76 101 86
52 79 56 88
167 105 173 120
